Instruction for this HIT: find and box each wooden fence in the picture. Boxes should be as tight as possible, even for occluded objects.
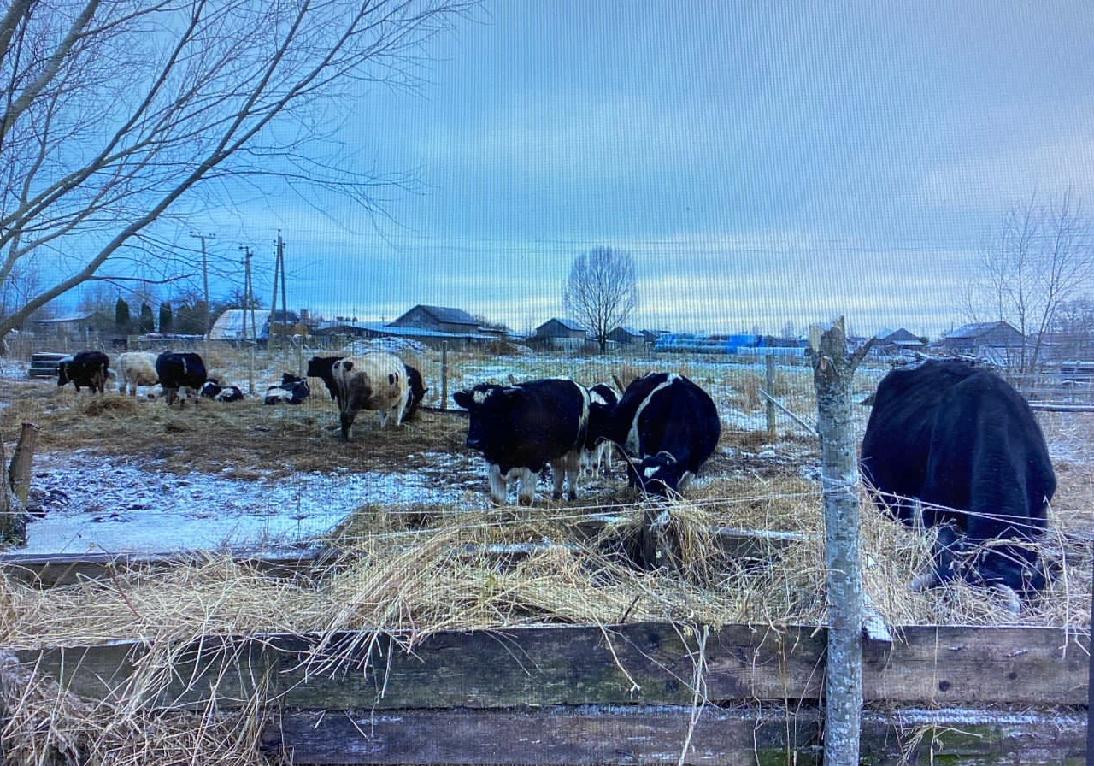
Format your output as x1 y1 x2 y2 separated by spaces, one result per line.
10 621 1089 764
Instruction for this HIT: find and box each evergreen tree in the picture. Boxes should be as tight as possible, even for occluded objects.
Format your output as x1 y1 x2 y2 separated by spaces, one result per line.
159 303 174 333
138 302 155 334
114 298 131 333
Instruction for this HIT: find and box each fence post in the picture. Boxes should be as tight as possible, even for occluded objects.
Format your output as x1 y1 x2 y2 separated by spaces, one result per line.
810 317 871 766
765 355 777 437
1088 540 1093 766
9 422 38 507
0 431 27 547
441 341 449 411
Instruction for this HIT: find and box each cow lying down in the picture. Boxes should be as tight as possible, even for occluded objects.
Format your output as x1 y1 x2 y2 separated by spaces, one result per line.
455 378 589 505
265 373 310 405
201 380 245 402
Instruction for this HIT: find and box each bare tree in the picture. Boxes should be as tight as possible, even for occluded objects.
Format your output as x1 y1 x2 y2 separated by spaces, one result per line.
0 0 471 350
563 246 639 353
968 192 1094 371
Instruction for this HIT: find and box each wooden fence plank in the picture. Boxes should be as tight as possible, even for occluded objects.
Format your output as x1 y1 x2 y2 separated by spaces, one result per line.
262 704 1088 765
14 623 1089 710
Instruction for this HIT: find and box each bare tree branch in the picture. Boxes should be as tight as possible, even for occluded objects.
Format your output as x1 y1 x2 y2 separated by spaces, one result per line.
563 246 639 353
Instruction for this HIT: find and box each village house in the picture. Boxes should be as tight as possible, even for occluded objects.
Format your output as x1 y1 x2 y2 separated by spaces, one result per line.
937 321 1024 362
533 318 588 350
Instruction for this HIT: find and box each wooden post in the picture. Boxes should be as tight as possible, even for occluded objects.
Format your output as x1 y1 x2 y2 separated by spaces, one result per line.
0 432 26 547
441 341 449 411
765 355 777 437
9 422 38 506
810 317 872 766
1088 539 1093 766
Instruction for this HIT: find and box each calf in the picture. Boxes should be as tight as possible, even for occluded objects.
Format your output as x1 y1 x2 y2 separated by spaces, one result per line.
155 351 208 406
332 352 409 440
454 378 589 505
201 380 245 402
116 352 158 397
606 373 720 496
265 373 310 405
309 354 427 420
57 351 110 394
861 358 1056 597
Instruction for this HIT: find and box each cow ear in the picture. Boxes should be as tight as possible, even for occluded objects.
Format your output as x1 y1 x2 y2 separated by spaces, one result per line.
453 390 474 409
341 361 354 373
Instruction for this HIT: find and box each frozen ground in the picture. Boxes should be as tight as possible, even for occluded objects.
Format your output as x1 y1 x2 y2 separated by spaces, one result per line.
20 451 481 555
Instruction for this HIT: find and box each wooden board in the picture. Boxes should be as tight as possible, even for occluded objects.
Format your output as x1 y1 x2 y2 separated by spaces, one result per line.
262 704 1088 765
15 622 1088 710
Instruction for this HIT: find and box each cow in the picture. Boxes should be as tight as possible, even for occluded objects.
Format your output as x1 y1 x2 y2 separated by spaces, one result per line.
309 354 427 421
454 378 589 505
583 383 619 475
332 352 409 440
155 351 208 406
860 358 1056 599
57 351 110 394
116 352 158 397
265 373 310 405
605 373 721 496
200 380 245 402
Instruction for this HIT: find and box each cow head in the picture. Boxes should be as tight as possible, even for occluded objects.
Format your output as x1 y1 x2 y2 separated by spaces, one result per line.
56 361 71 386
307 355 341 379
454 384 513 452
628 451 687 497
201 381 222 399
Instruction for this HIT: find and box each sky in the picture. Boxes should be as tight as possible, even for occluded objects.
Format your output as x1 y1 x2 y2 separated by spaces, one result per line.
74 1 1094 337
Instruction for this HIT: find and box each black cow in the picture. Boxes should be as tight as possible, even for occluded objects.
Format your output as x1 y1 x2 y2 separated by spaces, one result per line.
265 373 310 405
155 351 208 406
861 359 1056 596
308 355 427 420
454 378 589 505
57 351 110 394
606 373 721 496
584 383 619 474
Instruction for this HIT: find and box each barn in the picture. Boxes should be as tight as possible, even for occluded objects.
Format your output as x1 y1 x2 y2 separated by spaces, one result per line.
607 326 644 346
533 317 587 350
937 321 1024 363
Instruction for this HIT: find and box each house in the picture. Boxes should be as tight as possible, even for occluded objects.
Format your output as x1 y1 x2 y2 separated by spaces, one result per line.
533 318 587 350
209 309 271 341
31 313 100 339
873 327 927 356
389 305 483 335
607 326 644 345
937 321 1024 360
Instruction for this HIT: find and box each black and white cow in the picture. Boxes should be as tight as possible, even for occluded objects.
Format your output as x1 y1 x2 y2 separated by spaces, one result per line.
155 351 208 406
308 354 427 420
200 380 245 402
606 373 721 496
57 351 110 394
861 358 1056 597
583 383 619 475
454 378 589 505
265 373 311 405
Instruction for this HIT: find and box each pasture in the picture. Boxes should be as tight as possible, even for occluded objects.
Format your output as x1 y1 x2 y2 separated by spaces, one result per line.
0 343 1091 764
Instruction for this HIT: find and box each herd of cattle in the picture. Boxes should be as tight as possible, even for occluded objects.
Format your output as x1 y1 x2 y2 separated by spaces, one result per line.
50 350 1058 601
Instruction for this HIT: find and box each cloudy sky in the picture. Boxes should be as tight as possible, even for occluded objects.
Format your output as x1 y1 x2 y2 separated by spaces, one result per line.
96 1 1094 336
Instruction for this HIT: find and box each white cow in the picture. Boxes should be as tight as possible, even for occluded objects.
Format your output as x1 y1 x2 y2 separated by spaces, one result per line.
332 352 409 440
116 352 159 397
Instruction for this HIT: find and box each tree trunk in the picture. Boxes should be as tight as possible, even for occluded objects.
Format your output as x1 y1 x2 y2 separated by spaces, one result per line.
810 318 869 766
0 431 27 547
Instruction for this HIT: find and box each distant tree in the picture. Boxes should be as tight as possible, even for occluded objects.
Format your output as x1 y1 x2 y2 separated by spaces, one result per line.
781 321 797 340
967 191 1094 371
225 288 263 311
114 298 131 334
1051 296 1094 334
159 303 174 333
563 247 639 353
138 303 155 334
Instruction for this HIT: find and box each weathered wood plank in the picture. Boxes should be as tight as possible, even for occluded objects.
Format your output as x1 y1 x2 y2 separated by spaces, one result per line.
263 704 1088 765
15 623 1089 710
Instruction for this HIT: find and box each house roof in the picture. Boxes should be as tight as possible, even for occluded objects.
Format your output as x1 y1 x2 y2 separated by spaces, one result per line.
611 326 643 336
547 317 585 331
945 321 1020 340
209 309 270 340
408 305 479 326
884 328 921 342
34 313 96 324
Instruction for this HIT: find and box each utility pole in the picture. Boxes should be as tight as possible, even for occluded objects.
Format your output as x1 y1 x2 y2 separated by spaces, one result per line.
239 245 256 395
270 231 287 348
190 232 215 335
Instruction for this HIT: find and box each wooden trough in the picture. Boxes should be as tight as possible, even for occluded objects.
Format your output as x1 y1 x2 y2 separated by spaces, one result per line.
8 621 1089 764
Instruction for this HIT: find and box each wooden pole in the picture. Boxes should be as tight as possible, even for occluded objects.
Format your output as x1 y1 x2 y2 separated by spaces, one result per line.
0 431 26 547
810 317 872 766
765 355 777 437
9 422 38 506
441 341 449 411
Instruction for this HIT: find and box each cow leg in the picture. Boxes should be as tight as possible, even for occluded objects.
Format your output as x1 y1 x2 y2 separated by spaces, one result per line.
487 463 507 505
394 388 409 427
340 410 357 441
550 460 566 500
517 468 536 506
378 411 389 429
564 450 582 500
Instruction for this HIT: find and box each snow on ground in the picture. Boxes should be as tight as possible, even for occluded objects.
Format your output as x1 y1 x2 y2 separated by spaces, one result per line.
21 451 480 556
